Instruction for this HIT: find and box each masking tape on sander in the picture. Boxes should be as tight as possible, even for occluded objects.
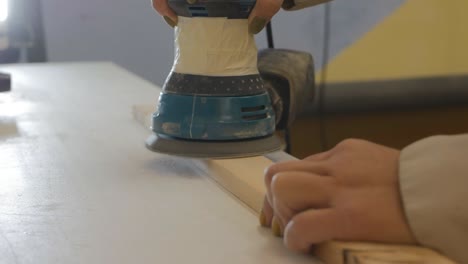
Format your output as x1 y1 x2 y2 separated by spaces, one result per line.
172 17 259 76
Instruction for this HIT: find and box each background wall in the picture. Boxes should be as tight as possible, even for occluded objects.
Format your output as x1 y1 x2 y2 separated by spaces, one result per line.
325 0 468 82
39 0 405 86
13 0 468 157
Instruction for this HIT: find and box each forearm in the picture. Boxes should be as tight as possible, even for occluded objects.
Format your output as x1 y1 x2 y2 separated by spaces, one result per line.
399 134 468 263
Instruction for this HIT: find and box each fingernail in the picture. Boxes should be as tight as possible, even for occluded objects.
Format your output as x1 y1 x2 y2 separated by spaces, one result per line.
163 16 177 28
249 17 268 34
187 0 197 4
271 217 283 237
259 210 267 227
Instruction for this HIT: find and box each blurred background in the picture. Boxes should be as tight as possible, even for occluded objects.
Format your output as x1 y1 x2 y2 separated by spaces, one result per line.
1 0 468 157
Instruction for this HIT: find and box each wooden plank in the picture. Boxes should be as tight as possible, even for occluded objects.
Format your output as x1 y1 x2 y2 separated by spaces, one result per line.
195 158 456 264
315 241 455 264
194 157 269 213
133 104 457 264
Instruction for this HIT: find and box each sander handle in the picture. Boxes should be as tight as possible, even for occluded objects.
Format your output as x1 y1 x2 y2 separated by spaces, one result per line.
282 0 332 11
258 49 315 130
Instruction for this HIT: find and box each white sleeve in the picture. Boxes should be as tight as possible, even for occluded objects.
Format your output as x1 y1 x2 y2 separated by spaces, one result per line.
399 134 468 264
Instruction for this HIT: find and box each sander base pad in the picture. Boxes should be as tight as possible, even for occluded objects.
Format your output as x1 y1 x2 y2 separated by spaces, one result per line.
145 134 284 159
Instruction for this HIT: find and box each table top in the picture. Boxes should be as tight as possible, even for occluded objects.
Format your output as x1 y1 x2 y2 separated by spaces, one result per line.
0 62 319 264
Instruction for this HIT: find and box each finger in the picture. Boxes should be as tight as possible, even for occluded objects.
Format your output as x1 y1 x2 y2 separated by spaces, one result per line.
152 0 178 27
271 172 333 220
266 161 331 181
264 161 330 203
264 161 330 218
271 196 291 233
303 148 336 162
271 215 284 237
270 172 333 227
259 194 287 238
259 196 274 227
283 209 342 253
248 0 282 34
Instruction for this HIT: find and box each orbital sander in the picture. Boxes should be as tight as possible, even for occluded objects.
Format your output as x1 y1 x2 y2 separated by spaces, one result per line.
146 0 316 159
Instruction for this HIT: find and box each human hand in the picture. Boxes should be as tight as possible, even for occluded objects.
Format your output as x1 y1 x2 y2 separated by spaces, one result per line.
151 0 282 34
248 0 283 34
260 139 417 252
152 0 178 27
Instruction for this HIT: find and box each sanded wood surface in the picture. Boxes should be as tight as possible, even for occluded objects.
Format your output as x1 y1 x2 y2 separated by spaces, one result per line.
0 62 321 264
134 104 457 264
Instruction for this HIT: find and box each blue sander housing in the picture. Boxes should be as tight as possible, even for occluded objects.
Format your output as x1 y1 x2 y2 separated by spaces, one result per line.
146 0 285 158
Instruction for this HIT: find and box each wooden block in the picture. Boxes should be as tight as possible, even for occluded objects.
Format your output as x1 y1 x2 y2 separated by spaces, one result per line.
315 241 455 264
133 104 457 264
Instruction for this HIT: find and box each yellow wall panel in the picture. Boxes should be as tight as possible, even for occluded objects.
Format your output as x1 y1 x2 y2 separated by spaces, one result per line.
325 0 468 82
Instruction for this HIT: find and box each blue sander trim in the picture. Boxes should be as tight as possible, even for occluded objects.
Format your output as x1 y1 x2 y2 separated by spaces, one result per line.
152 92 276 140
168 0 256 18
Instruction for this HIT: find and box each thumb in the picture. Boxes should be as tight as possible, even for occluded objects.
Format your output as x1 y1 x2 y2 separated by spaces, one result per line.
283 209 343 252
152 0 178 27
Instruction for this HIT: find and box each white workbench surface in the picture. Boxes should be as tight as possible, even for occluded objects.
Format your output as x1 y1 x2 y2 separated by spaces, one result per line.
0 62 319 264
